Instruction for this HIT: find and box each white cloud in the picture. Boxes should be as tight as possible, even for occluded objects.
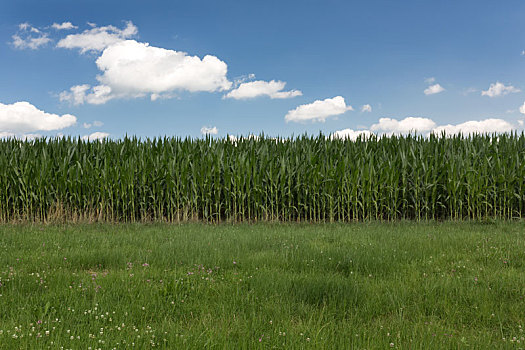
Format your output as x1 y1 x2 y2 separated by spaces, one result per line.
330 129 372 141
60 84 114 105
150 92 177 101
82 120 104 129
224 80 302 100
0 132 43 140
481 82 520 97
51 22 77 30
232 73 256 87
96 40 231 94
82 132 109 141
371 117 437 134
285 96 353 123
0 131 15 139
432 119 514 135
332 117 517 139
361 104 372 113
11 35 51 50
425 77 436 84
19 133 42 140
201 126 218 135
60 84 90 105
424 84 445 95
57 21 138 53
0 101 76 134
18 23 39 33
520 102 525 114
85 85 113 104
62 39 232 104
11 23 51 50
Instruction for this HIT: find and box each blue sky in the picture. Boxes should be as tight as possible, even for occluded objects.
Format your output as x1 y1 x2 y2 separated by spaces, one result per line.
1 0 525 139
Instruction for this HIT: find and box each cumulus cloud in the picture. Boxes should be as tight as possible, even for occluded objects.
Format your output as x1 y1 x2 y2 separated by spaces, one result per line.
201 126 218 135
0 132 42 140
60 84 90 105
330 129 372 140
0 101 76 134
51 22 77 30
0 131 15 139
82 131 110 141
150 93 177 101
57 21 138 53
432 119 514 135
424 84 445 95
285 96 353 123
224 80 302 100
59 84 113 105
481 82 520 97
11 23 51 50
520 102 525 114
371 117 437 134
232 73 256 87
12 35 51 50
337 117 517 138
96 40 231 93
18 23 39 32
84 85 113 104
82 120 104 129
20 133 42 140
61 40 232 104
361 104 372 113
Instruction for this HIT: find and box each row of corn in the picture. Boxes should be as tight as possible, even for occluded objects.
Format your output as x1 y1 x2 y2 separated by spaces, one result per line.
0 133 524 222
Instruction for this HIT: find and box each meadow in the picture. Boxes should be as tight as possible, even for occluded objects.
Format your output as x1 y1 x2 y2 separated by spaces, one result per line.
1 222 525 349
1 133 524 223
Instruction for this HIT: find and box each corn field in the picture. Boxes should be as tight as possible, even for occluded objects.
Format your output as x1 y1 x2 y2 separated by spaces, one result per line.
0 133 524 222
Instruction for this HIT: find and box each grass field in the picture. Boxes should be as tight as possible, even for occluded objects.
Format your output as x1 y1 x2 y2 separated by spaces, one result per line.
1 222 525 348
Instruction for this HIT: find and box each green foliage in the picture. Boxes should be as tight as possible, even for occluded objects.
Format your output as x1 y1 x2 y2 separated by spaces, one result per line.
0 222 524 348
1 133 524 222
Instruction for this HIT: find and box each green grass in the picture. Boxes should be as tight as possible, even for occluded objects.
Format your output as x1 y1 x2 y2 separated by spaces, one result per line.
1 222 525 348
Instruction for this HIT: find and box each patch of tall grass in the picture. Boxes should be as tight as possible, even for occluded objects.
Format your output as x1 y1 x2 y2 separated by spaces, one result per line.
0 133 524 222
1 222 524 348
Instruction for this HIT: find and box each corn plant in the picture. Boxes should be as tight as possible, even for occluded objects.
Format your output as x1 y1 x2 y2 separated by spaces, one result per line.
0 133 524 222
